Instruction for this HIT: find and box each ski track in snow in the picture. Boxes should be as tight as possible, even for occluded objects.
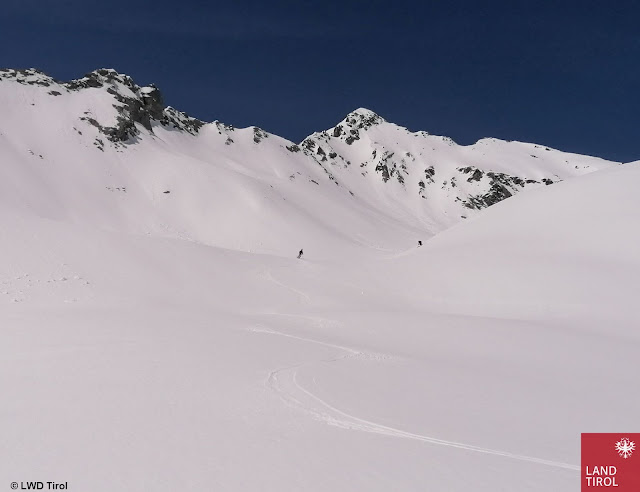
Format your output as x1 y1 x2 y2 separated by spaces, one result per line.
248 320 580 472
260 269 311 303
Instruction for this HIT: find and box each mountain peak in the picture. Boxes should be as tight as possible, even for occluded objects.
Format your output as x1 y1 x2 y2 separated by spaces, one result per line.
65 68 138 92
308 108 386 145
342 108 385 129
67 69 204 140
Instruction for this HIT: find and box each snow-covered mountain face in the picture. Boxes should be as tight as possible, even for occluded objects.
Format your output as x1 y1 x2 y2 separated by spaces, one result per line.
0 68 619 256
300 109 618 229
2 68 640 492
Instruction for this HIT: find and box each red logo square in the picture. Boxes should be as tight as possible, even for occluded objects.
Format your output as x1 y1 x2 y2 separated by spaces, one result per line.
582 433 640 491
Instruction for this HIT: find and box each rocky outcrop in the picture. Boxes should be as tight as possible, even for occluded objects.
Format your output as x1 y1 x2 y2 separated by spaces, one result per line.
457 166 559 210
65 69 204 144
0 68 55 86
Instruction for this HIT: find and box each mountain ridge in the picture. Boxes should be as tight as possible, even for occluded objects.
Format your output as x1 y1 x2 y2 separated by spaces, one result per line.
0 66 623 255
3 67 629 160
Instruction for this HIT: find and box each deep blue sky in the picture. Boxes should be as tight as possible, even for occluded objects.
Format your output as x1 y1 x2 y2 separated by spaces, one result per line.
1 0 638 161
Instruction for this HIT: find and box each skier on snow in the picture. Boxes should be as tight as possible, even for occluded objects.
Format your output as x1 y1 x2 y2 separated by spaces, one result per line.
297 249 304 259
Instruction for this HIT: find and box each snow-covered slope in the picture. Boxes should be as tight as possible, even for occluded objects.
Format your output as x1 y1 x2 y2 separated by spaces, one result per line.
299 107 619 229
385 162 640 322
1 68 638 492
0 68 409 258
0 68 620 255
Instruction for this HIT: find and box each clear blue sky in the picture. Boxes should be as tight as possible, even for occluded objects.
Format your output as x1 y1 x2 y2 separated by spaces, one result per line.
1 0 638 161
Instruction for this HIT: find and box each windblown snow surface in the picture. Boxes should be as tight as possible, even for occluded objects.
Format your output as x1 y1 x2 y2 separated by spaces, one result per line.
1 69 639 491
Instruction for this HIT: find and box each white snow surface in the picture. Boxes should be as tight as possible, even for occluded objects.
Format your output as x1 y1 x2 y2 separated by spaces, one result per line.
1 69 639 491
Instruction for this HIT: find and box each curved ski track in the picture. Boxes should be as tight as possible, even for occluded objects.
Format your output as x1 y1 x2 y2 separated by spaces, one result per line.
248 319 579 472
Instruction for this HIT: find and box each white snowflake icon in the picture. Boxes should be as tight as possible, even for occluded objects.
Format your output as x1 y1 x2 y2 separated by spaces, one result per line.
615 437 636 459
